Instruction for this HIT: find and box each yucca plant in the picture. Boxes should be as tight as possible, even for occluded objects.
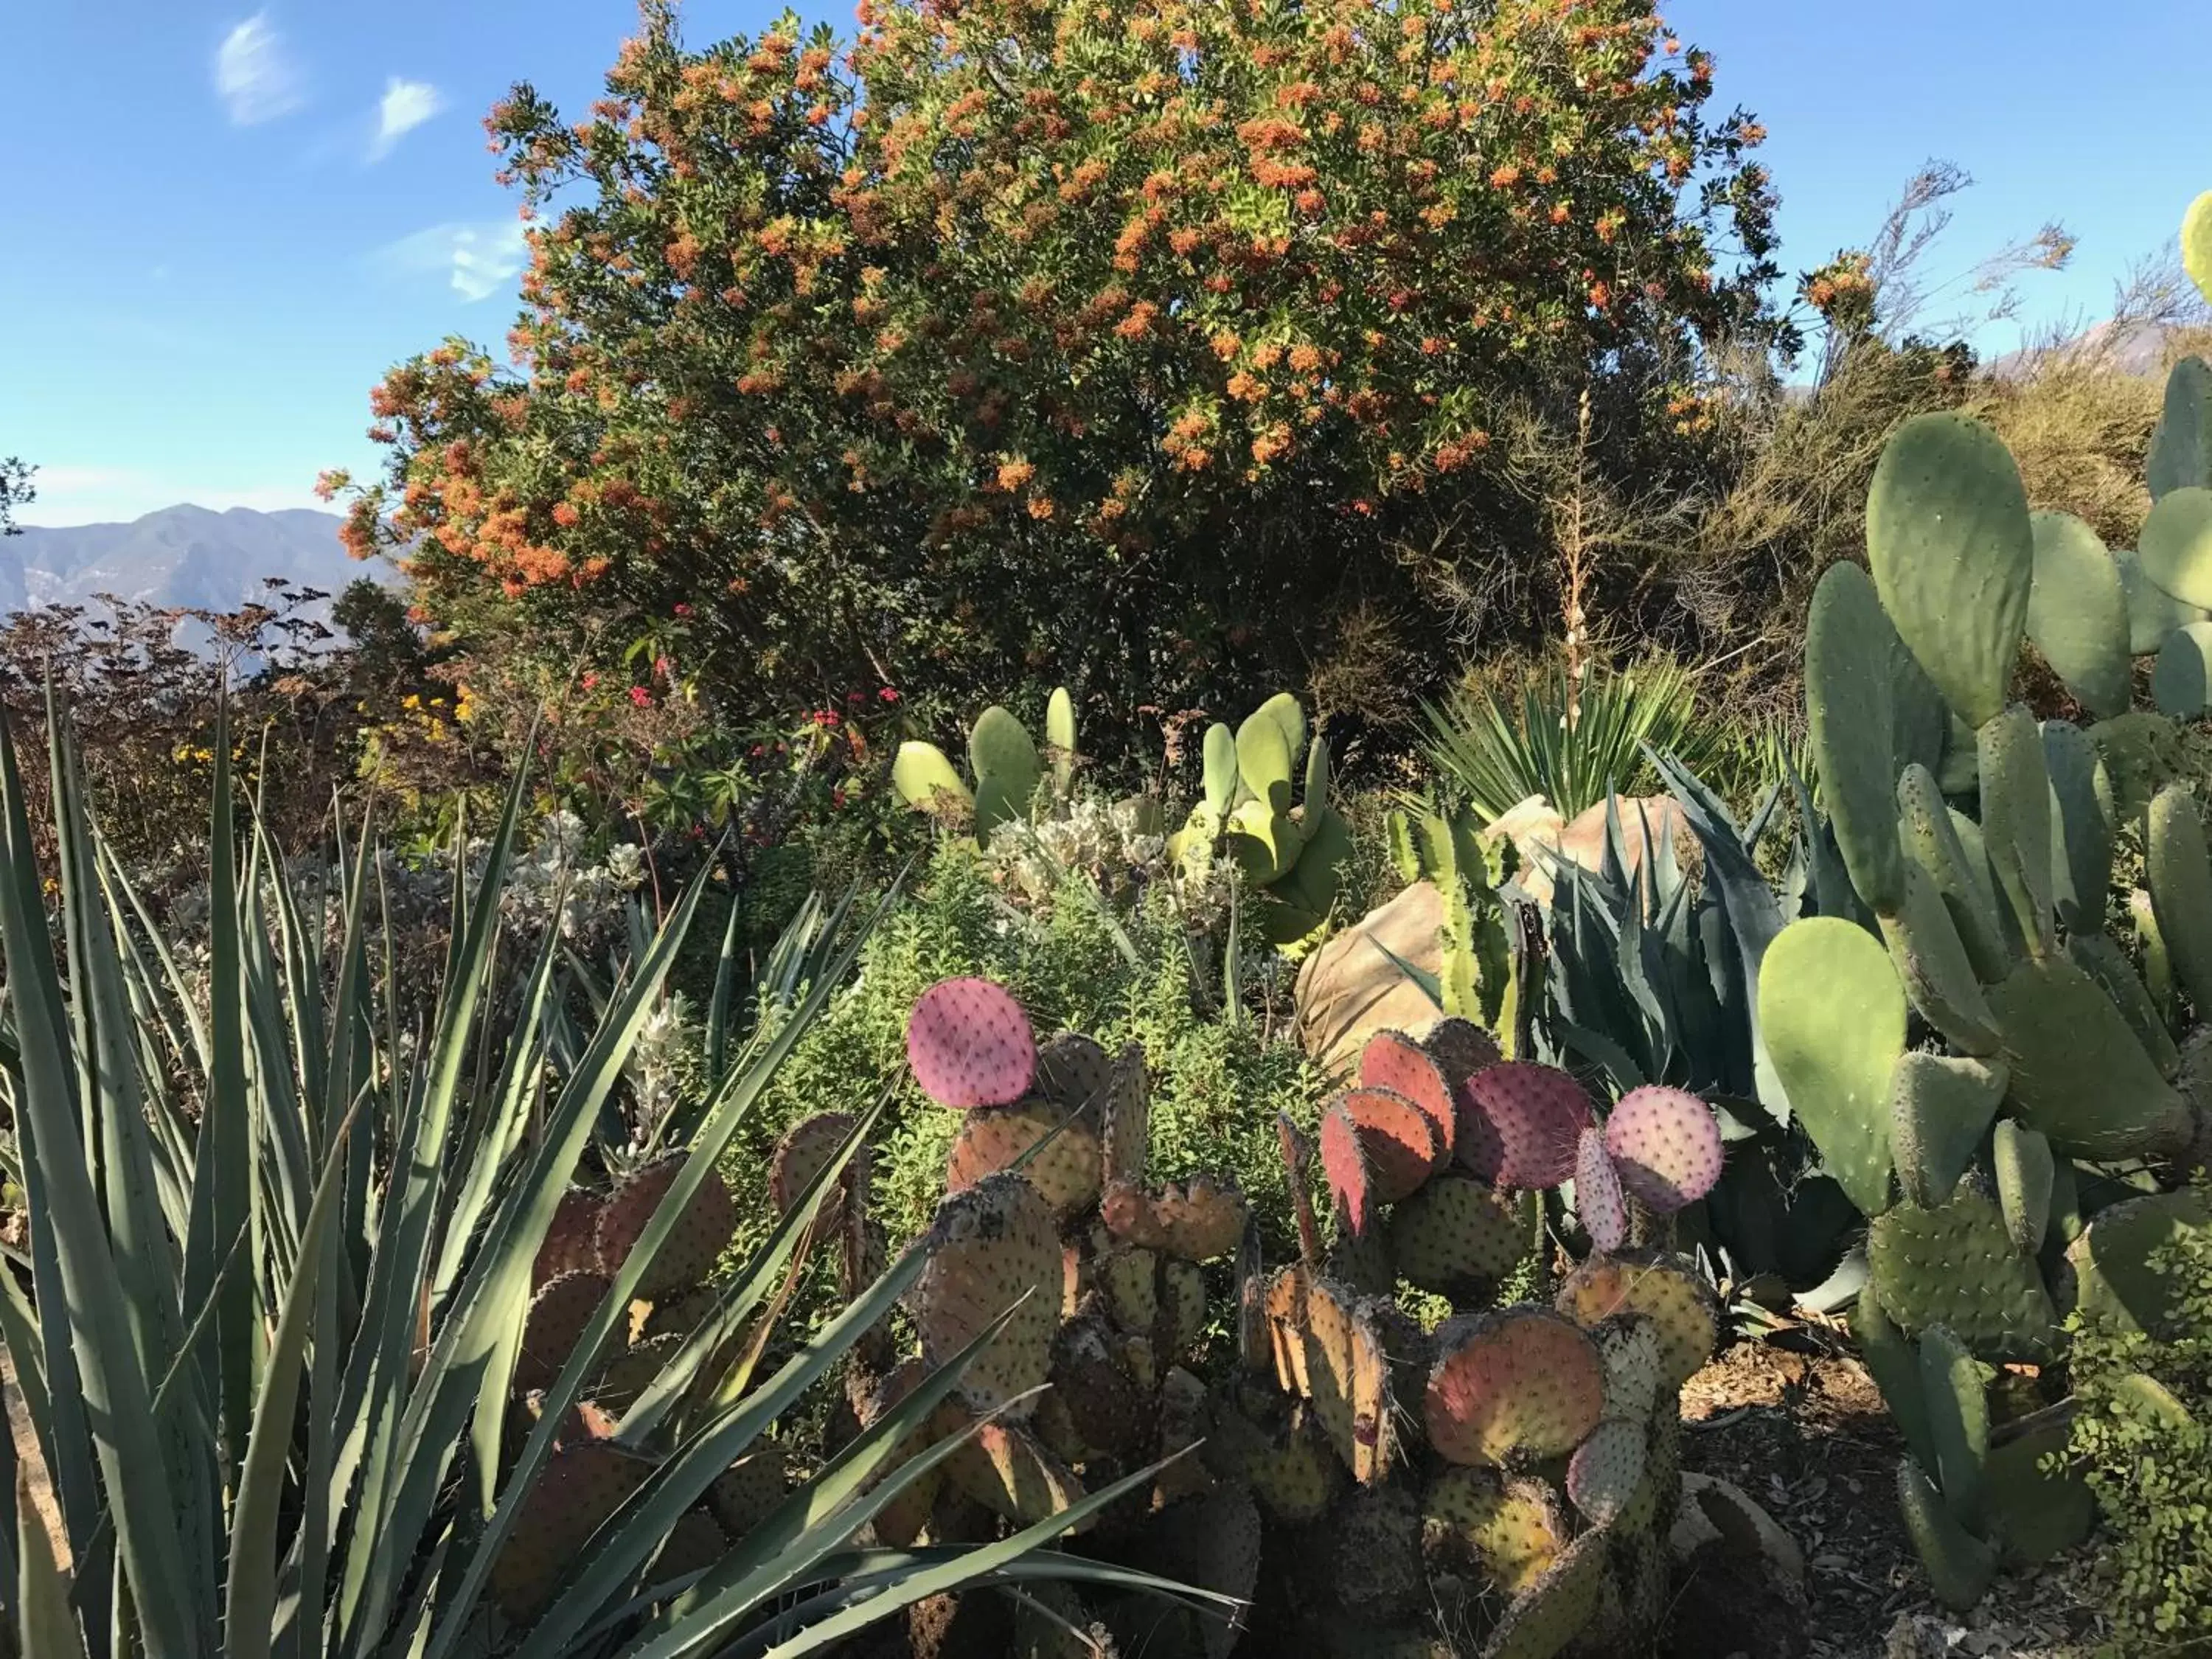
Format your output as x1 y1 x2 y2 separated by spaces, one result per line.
0 695 1213 1658
1423 654 1722 824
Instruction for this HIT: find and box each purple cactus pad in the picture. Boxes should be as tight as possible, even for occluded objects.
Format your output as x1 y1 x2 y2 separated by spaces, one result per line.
1603 1085 1724 1214
905 977 1037 1107
1457 1062 1593 1189
1576 1125 1627 1254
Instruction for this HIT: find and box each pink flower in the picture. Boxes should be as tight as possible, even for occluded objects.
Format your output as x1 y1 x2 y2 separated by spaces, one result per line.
630 686 653 707
846 690 864 703
653 655 672 680
672 602 693 617
582 672 599 691
878 686 899 702
832 787 847 809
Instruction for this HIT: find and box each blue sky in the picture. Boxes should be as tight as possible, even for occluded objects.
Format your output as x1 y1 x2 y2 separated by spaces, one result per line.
3 1 2207 526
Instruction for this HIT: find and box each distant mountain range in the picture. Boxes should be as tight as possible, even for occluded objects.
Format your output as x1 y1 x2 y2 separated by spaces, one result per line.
1 504 366 617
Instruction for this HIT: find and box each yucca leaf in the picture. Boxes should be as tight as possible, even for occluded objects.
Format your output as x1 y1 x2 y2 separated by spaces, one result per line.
15 1467 84 1659
706 891 742 1088
223 1092 361 1659
0 709 197 1654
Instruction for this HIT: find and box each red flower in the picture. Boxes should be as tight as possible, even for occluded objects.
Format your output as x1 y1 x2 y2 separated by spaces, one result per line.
654 654 672 679
832 787 847 808
630 686 653 707
581 671 599 690
879 686 899 702
672 602 693 617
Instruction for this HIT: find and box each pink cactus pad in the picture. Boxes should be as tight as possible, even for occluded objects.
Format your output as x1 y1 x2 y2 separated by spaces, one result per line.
1335 1087 1441 1206
1318 1101 1376 1237
1603 1085 1724 1214
1575 1125 1627 1255
1358 1031 1456 1166
905 977 1037 1107
1456 1062 1593 1190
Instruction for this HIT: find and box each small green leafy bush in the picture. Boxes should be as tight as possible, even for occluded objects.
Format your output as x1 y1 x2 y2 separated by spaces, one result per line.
745 841 1329 1255
2069 1216 2212 1654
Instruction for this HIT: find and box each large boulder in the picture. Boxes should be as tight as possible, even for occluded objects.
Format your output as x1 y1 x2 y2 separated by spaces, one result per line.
1485 793 1698 904
1293 880 1446 1081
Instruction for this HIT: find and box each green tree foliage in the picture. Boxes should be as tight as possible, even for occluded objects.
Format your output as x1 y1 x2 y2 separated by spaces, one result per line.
331 0 1781 746
0 456 32 535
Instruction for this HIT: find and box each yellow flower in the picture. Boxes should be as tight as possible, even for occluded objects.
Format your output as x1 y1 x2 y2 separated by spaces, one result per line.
402 693 422 712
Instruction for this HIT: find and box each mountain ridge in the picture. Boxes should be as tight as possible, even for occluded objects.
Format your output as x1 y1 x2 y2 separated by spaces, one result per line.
2 503 369 616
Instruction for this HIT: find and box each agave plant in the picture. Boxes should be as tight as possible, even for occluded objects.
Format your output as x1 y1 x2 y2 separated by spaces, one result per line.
1425 655 1722 825
0 696 1210 1658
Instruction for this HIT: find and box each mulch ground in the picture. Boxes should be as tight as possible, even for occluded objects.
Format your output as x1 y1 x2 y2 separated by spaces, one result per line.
1672 1334 2112 1659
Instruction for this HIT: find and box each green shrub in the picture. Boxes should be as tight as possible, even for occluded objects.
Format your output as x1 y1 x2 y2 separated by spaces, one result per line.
2068 1216 2212 1655
748 841 1329 1255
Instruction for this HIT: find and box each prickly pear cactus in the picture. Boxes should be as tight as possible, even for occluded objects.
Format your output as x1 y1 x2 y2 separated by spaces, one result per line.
905 975 1037 1107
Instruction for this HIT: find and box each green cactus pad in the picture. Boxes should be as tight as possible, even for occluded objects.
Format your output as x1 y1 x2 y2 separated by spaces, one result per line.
1592 1315 1662 1425
1304 1276 1398 1484
2155 621 2212 717
1566 1419 1648 1527
1881 863 2003 1054
945 1099 1102 1219
1979 705 2056 956
1896 765 2010 982
2042 720 2114 933
768 1112 858 1232
1200 722 1239 815
969 706 1043 827
2093 710 2187 826
1034 1032 1114 1118
1159 1256 1208 1356
1854 1284 1938 1474
533 1186 605 1288
1099 1041 1150 1189
1049 1307 1150 1461
2142 487 2212 608
1130 1485 1262 1659
1424 1307 1604 1467
1422 1467 1565 1594
1865 412 2036 729
1093 1246 1160 1337
1210 1391 1343 1523
491 1439 656 1620
945 1419 1088 1533
1980 1413 2096 1567
706 1444 790 1541
2067 1188 2212 1336
1043 687 1077 793
1556 1250 1718 1392
2066 934 2178 1079
595 1155 735 1299
1234 708 1295 815
912 1172 1062 1423
2152 357 2212 501
1897 1457 1997 1612
2112 1371 2197 1428
1806 562 1907 912
855 1357 950 1547
1866 1181 2059 1363
1987 954 2193 1158
1101 1175 1251 1262
2118 547 2211 652
594 1332 683 1411
1359 1029 1458 1165
2188 192 2212 304
1889 1051 2007 1211
2025 512 2130 716
891 741 974 816
1918 1326 1989 1526
2149 784 2212 1016
1759 917 1907 1216
1990 1121 2053 1253
515 1270 611 1396
1480 1525 1611 1659
1386 1172 1531 1296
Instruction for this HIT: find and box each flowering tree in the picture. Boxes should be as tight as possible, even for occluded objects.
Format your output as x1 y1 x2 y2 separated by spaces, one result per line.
331 0 1780 742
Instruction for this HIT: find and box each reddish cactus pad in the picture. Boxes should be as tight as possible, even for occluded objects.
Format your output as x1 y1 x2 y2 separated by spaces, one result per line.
768 1111 858 1231
1604 1084 1725 1214
1457 1062 1593 1189
1576 1125 1628 1254
1336 1087 1441 1205
1358 1030 1457 1165
1424 1307 1605 1467
905 977 1037 1107
1422 1016 1504 1093
1318 1100 1377 1237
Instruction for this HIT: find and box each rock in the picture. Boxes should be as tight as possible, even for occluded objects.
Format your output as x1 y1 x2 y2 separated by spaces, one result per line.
1477 793 1697 904
1666 1474 1811 1659
1293 880 1447 1080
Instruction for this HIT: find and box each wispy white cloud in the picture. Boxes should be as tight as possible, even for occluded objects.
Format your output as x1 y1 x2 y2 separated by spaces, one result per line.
215 12 305 126
375 220 531 303
369 77 443 161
